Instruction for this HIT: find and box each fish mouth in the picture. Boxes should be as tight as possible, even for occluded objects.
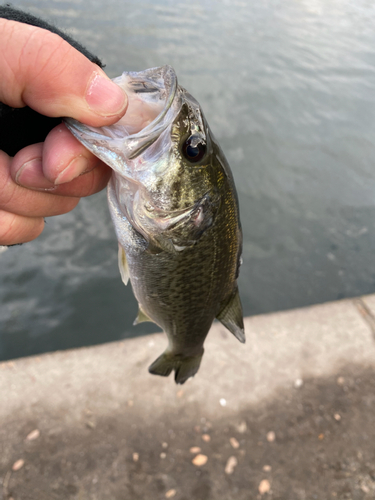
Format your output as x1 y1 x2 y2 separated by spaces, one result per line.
65 65 180 171
125 66 178 141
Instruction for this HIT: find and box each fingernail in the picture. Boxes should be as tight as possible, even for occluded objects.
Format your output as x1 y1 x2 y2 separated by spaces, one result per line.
86 72 127 117
16 159 55 190
55 156 89 185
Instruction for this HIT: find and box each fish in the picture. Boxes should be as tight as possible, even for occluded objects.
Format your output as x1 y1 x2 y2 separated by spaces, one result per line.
65 65 244 384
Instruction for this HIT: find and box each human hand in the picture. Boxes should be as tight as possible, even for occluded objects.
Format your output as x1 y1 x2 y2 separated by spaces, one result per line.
0 18 128 245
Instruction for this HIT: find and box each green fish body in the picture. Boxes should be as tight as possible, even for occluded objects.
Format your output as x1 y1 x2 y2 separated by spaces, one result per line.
66 66 244 384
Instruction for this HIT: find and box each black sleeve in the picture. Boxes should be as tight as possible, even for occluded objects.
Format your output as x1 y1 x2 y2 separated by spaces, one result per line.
0 5 104 156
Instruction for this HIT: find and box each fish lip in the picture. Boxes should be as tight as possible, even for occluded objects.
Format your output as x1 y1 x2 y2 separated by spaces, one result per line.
65 65 179 146
127 65 178 141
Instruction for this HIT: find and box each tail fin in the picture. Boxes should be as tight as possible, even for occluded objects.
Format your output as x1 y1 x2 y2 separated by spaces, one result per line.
148 349 204 385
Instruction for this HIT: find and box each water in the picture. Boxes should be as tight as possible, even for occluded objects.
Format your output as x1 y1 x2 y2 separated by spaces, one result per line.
2 0 375 360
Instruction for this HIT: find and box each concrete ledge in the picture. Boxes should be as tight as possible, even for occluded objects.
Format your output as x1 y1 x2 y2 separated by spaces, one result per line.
1 296 375 499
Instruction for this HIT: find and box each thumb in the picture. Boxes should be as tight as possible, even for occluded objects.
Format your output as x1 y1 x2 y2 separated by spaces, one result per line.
0 19 127 126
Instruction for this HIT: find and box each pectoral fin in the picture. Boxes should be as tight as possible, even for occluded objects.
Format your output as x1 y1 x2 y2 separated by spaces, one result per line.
146 235 177 255
118 244 130 285
133 306 154 325
217 289 245 343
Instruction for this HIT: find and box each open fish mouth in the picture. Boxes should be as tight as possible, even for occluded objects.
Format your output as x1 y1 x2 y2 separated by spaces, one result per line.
65 64 213 251
65 65 180 172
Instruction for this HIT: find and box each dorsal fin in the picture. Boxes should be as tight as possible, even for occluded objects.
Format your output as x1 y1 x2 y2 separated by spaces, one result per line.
216 288 245 343
118 244 130 285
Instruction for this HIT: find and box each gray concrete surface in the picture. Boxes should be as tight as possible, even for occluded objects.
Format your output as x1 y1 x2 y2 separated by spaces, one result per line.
2 296 375 500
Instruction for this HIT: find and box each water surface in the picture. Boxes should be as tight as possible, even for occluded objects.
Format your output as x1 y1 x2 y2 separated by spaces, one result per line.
2 0 375 360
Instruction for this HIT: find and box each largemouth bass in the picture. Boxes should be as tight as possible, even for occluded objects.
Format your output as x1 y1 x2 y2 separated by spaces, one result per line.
66 66 244 384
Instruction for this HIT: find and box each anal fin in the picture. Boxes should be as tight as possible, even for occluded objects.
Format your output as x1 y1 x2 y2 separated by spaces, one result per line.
217 288 245 343
133 306 154 326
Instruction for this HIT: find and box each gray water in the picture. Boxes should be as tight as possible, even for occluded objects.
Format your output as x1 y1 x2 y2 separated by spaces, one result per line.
2 0 375 361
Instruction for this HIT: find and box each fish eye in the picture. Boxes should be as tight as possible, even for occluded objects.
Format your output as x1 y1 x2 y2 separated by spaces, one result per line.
182 136 206 163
